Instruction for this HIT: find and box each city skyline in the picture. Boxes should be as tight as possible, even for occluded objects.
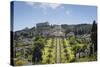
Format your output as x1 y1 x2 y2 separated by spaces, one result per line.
13 1 97 31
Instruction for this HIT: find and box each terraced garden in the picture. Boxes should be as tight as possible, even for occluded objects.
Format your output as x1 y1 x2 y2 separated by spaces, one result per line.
14 35 97 66
41 37 75 64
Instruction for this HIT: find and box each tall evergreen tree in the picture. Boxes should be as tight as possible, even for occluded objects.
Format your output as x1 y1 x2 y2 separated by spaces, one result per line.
90 20 97 55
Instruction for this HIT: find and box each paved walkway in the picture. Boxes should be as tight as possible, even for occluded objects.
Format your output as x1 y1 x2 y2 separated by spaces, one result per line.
56 38 61 63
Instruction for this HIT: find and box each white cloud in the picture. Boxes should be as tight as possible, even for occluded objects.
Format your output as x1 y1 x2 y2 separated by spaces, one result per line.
48 3 62 9
65 10 71 15
25 2 63 15
25 2 35 6
25 2 71 16
25 2 62 10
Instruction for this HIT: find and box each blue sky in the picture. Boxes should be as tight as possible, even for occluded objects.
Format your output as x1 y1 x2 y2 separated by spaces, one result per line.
13 1 97 31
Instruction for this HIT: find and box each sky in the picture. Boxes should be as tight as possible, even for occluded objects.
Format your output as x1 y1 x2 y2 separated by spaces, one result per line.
12 1 97 31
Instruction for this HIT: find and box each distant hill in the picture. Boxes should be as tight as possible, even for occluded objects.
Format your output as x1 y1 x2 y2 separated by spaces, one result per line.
13 22 92 41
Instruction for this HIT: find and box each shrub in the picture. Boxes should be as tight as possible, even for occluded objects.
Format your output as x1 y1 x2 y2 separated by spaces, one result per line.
15 60 25 66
